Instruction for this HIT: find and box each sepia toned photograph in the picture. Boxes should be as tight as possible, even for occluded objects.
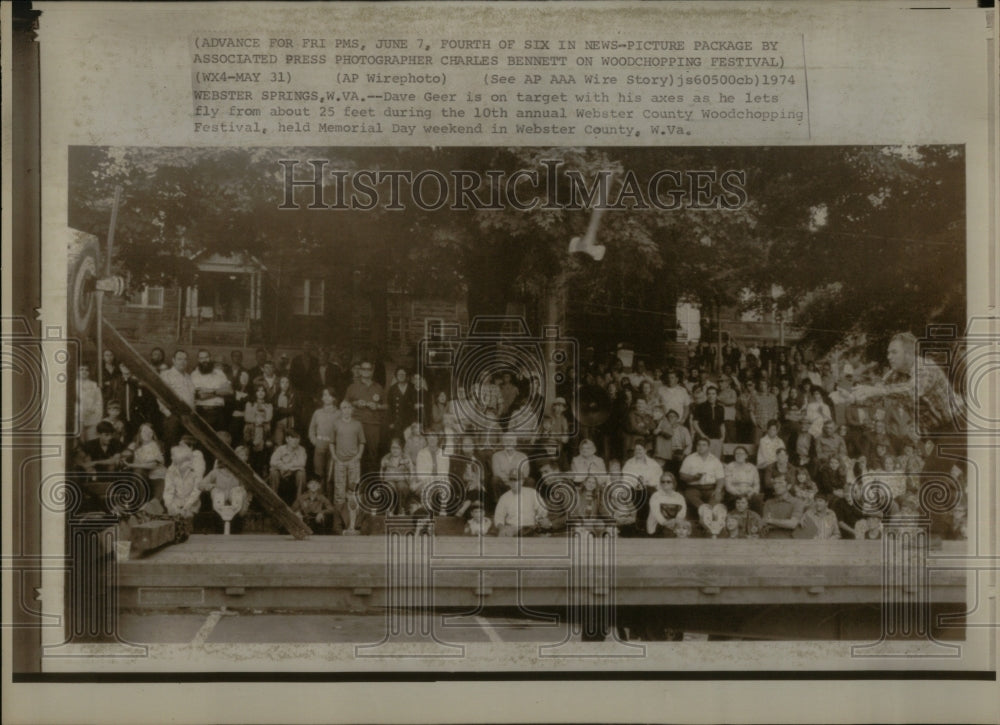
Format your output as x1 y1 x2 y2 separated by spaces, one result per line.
57 144 971 653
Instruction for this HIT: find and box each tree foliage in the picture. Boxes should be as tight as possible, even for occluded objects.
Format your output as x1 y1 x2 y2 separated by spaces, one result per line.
68 145 965 355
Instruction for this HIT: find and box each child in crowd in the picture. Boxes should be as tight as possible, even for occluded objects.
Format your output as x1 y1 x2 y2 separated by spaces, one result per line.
292 479 335 534
163 445 202 519
103 400 127 445
725 496 763 538
792 467 819 504
464 502 492 536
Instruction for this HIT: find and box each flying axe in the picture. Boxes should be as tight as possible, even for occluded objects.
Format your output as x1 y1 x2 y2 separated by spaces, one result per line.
568 174 614 261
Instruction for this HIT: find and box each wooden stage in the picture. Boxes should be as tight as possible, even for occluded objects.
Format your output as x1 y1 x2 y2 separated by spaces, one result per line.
119 535 968 618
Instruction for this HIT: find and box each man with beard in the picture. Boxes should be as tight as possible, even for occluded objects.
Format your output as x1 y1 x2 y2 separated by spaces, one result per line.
149 346 168 373
190 349 232 433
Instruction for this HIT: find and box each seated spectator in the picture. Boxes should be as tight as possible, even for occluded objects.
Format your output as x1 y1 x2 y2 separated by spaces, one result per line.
201 446 249 521
403 421 426 465
268 429 307 504
80 420 124 474
490 435 527 502
430 390 449 433
724 446 761 505
646 472 686 536
568 470 613 536
814 420 847 469
453 437 491 517
549 397 571 438
718 377 739 442
788 418 816 469
622 441 663 492
755 420 784 470
751 380 779 445
163 445 202 519
679 438 726 512
570 438 607 485
415 431 449 503
725 496 763 539
624 398 655 453
292 479 335 535
123 422 166 501
761 475 804 538
102 400 127 446
493 475 551 537
815 456 848 496
792 467 819 504
380 437 413 515
464 502 492 536
830 482 863 538
764 444 797 495
654 409 692 476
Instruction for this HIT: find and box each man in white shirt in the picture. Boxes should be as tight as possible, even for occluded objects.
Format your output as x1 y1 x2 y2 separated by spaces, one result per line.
657 369 691 423
160 350 196 455
679 437 726 510
755 420 786 469
490 435 528 501
493 476 550 536
191 349 232 432
622 442 663 491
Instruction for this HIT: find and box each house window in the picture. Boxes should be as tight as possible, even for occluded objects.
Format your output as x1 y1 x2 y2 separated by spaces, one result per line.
292 278 325 316
127 285 165 309
388 314 405 344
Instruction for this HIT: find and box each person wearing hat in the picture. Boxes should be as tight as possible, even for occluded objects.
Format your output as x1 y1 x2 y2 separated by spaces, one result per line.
549 397 570 438
292 479 335 535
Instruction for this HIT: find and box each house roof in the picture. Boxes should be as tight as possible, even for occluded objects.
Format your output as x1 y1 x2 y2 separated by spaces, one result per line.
191 250 267 274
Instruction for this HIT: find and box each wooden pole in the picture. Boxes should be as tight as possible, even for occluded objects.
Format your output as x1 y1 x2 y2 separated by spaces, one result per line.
96 185 123 389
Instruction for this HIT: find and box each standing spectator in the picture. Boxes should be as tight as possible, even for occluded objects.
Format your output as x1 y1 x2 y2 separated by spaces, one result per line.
229 370 252 445
191 349 232 433
160 350 195 455
256 360 279 400
99 349 121 405
289 341 319 402
386 367 417 441
330 400 366 517
247 347 269 385
692 386 726 460
308 387 340 492
111 362 158 440
268 429 307 504
345 361 386 471
679 438 726 512
226 349 246 386
271 375 298 446
751 379 779 445
243 385 273 474
149 347 168 374
76 363 104 442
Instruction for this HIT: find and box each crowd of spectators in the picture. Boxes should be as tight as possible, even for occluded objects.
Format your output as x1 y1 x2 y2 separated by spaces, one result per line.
73 335 966 540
